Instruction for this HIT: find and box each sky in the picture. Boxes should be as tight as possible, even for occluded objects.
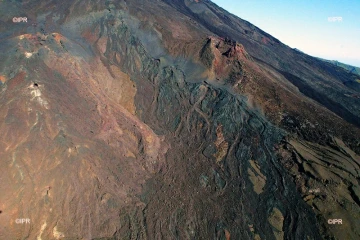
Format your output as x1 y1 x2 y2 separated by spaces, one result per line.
211 0 360 67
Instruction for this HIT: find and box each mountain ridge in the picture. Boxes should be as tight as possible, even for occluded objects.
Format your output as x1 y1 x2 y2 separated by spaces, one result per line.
0 0 359 239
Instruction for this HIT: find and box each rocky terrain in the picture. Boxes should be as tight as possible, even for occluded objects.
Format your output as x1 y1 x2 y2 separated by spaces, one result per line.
0 0 359 239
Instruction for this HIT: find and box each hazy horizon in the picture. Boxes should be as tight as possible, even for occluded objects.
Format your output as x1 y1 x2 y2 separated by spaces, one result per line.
212 0 360 68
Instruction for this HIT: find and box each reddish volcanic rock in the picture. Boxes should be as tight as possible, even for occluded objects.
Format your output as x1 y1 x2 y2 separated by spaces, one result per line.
0 0 359 239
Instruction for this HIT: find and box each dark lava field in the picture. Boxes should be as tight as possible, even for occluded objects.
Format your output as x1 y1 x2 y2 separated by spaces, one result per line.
0 0 359 239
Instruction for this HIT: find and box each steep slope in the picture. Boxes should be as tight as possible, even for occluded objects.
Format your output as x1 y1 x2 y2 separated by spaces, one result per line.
0 0 359 239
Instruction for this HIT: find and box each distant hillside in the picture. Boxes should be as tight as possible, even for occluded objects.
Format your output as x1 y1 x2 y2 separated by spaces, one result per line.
293 48 304 53
318 58 360 76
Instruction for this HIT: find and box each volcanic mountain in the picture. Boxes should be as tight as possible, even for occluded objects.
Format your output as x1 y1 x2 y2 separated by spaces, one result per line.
0 0 359 239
